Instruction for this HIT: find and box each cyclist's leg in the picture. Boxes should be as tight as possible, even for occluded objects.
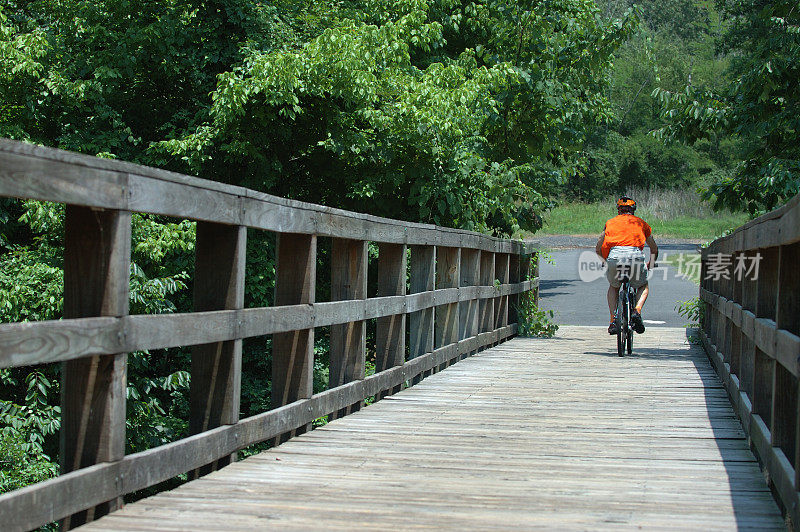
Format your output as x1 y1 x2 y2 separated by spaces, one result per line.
630 281 647 333
605 258 622 333
635 283 649 313
629 253 649 313
607 284 618 320
608 283 624 335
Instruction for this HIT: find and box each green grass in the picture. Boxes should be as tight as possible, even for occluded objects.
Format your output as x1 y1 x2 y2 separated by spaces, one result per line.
537 202 610 236
647 215 747 239
537 200 749 240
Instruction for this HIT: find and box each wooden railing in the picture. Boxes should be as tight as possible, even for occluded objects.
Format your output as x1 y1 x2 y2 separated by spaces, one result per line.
699 192 800 527
0 139 538 530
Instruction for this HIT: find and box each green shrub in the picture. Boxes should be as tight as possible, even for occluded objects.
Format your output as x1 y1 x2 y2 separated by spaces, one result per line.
675 296 704 327
517 298 559 338
516 253 558 337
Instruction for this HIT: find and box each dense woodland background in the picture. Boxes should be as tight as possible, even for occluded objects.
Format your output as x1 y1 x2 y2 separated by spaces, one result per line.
1 0 798 495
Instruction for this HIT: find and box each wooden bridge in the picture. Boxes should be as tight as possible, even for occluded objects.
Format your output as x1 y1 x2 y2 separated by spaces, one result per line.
79 327 784 530
0 139 798 530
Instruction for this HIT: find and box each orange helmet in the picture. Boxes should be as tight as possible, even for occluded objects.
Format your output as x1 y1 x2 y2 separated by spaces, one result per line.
617 196 636 211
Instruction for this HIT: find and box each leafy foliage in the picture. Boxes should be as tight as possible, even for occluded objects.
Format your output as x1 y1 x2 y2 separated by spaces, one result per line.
568 0 743 203
0 369 60 492
0 0 280 160
675 296 703 327
653 0 800 213
0 247 62 322
156 0 638 235
516 253 558 337
517 299 558 337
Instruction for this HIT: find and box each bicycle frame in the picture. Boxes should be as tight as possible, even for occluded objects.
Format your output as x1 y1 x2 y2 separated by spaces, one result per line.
615 264 637 357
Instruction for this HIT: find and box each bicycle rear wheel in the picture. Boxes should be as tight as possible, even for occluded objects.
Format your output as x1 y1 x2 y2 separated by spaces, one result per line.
627 287 635 355
616 292 626 357
626 327 633 355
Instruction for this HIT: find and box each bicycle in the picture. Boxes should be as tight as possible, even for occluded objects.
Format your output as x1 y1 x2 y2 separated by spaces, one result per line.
615 262 636 357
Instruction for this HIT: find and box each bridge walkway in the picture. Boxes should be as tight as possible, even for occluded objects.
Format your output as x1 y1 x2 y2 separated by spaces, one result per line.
82 326 784 530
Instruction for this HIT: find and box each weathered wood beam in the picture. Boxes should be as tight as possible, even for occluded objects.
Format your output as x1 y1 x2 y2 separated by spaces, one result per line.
272 233 316 442
376 243 407 397
409 246 435 383
330 238 367 418
189 222 246 477
459 249 480 360
435 247 459 371
60 206 130 528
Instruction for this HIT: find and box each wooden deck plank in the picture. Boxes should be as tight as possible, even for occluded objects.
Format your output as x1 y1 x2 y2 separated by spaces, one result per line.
81 326 785 530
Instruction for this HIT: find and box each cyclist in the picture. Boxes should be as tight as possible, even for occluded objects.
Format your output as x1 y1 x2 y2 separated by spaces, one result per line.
595 196 658 335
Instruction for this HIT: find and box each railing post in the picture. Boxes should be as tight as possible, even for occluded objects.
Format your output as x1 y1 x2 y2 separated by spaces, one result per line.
700 254 709 335
376 243 407 397
528 252 537 308
409 245 435 383
479 251 495 341
722 254 734 363
459 249 480 360
753 247 778 428
435 246 460 370
740 252 758 400
508 252 520 327
772 244 800 482
754 247 778 319
272 233 316 442
706 251 720 350
495 253 510 336
715 257 727 359
329 238 367 417
730 320 742 382
776 244 800 336
730 251 743 377
61 206 130 528
189 222 245 477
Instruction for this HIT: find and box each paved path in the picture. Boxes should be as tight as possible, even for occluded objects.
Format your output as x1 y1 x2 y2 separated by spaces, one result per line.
539 245 699 327
84 327 783 530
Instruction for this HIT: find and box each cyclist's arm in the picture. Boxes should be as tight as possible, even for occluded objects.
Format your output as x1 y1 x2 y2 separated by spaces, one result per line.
595 226 606 260
646 235 658 269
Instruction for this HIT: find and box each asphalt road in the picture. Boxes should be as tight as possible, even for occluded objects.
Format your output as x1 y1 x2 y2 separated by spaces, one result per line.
538 244 700 327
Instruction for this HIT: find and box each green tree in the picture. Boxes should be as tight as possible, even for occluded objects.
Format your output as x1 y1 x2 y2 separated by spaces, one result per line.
564 0 744 201
654 0 800 213
0 0 279 160
157 0 637 234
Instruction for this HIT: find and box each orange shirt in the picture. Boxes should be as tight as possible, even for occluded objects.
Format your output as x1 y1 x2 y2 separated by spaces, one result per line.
600 214 652 259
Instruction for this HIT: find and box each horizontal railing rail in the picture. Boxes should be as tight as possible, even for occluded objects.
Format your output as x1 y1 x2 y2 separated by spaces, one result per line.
0 140 527 251
699 192 800 528
0 139 538 530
